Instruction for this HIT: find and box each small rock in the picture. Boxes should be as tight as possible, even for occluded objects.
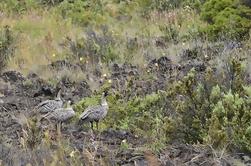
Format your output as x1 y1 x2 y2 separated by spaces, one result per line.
1 71 26 83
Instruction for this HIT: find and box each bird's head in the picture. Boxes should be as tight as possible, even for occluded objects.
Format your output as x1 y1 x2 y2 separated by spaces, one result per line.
101 91 109 107
67 100 72 105
66 100 72 108
102 91 109 97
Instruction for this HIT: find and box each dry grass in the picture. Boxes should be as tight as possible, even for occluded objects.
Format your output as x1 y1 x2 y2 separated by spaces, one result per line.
6 114 104 166
1 9 81 75
1 4 206 76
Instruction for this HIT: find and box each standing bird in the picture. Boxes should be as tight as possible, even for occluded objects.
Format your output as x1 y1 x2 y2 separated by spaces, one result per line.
79 91 109 130
35 89 63 114
42 100 75 123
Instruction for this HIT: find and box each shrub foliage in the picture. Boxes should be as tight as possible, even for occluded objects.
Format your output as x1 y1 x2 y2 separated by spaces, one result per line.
201 0 251 40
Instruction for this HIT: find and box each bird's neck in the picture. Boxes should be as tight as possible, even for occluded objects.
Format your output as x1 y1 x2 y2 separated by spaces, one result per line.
57 90 61 98
66 102 71 108
101 98 108 109
55 97 61 101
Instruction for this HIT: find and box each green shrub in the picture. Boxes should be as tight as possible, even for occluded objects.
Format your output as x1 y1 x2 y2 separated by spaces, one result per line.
0 0 39 14
205 88 251 152
201 0 251 40
165 56 251 152
63 27 119 64
201 0 237 23
159 23 179 43
214 91 243 147
75 87 173 152
56 0 105 26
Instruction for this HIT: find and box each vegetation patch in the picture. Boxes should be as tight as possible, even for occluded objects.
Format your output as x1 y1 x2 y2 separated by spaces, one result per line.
0 26 15 73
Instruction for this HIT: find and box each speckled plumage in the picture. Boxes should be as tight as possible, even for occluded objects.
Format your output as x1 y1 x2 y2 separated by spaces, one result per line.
35 90 63 113
79 92 108 130
43 101 75 122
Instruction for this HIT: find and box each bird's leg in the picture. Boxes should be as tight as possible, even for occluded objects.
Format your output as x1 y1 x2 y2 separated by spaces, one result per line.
60 122 64 130
56 123 62 134
96 121 99 130
90 121 94 131
95 121 101 141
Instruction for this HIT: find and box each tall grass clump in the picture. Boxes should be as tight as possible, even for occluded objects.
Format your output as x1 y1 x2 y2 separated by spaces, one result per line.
0 25 15 73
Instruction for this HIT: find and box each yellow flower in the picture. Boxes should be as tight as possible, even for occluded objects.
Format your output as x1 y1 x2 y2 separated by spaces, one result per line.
103 73 107 77
52 53 56 57
108 79 112 83
79 57 83 61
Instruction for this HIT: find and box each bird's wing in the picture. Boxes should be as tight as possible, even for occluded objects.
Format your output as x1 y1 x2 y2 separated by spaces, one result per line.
36 100 62 113
36 100 51 108
42 109 56 119
58 110 75 121
79 105 102 120
42 108 61 120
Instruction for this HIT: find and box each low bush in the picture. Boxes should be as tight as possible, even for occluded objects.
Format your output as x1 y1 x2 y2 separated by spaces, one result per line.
56 0 106 26
62 27 118 65
0 0 39 14
201 0 251 40
163 55 250 151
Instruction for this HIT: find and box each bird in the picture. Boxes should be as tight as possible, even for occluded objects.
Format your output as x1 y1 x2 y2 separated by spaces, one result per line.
35 89 63 114
42 100 75 123
78 91 109 130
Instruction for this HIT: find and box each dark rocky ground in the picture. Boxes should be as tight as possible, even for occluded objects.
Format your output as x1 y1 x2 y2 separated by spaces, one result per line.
0 48 250 165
